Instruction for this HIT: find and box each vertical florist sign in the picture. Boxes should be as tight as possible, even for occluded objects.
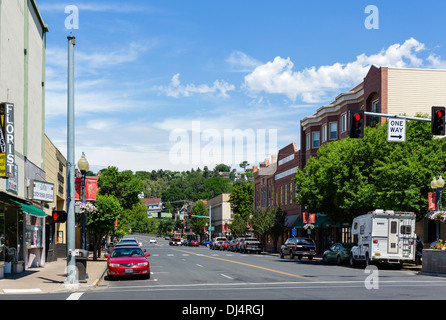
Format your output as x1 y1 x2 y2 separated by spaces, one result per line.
0 103 14 177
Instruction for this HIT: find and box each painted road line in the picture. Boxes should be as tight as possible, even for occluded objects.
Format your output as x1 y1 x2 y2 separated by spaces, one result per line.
170 248 319 281
67 292 84 300
3 289 42 294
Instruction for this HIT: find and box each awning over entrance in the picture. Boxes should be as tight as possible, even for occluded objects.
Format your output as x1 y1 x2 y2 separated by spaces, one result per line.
293 215 332 228
10 200 48 217
0 191 48 217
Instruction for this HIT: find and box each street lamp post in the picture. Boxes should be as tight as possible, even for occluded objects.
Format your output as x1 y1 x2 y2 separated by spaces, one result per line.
78 152 89 250
431 175 444 242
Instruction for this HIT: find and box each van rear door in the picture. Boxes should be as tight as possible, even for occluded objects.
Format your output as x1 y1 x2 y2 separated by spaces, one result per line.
388 218 399 254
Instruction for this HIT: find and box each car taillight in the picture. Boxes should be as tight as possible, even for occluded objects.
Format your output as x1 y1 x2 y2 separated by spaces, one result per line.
294 245 297 250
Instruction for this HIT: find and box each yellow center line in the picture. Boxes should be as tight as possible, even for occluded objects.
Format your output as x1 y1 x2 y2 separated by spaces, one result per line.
170 247 320 282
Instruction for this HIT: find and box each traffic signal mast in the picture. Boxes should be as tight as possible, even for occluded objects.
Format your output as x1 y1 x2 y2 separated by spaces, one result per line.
348 108 436 139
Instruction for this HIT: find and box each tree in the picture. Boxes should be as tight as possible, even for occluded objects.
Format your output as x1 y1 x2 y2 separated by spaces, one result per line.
295 118 446 223
229 183 253 221
230 213 248 238
88 194 122 260
239 161 250 172
190 200 208 240
97 166 143 210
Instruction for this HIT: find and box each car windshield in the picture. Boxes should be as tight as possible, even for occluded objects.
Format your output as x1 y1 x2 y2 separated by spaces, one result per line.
111 248 144 258
297 239 315 245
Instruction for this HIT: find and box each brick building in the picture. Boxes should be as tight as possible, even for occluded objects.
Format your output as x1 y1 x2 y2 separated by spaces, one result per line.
253 65 446 252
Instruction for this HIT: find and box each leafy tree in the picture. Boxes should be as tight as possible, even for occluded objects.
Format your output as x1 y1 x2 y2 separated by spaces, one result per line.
89 194 122 260
190 200 208 240
295 118 446 223
230 213 248 238
229 183 253 221
97 166 143 210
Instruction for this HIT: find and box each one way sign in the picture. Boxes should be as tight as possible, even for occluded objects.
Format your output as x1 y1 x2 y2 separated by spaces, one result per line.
387 119 406 142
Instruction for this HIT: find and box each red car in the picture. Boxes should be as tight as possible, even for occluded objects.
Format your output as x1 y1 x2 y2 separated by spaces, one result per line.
105 246 151 279
190 240 200 246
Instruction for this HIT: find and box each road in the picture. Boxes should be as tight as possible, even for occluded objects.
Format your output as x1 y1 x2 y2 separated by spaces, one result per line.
93 235 446 300
4 234 446 306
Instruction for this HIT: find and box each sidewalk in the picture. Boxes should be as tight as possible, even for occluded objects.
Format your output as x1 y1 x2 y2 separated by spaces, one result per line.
0 254 107 295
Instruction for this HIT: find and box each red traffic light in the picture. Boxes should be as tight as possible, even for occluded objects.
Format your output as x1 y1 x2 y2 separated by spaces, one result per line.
437 110 443 118
354 113 363 121
52 210 67 223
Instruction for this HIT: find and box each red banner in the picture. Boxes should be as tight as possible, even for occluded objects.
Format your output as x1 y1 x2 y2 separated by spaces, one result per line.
75 177 98 201
303 212 308 223
309 213 316 223
429 192 436 210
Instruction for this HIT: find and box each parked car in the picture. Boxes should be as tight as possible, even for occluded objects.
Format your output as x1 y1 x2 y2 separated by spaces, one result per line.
239 238 262 254
219 241 230 250
115 240 141 248
149 238 157 244
322 243 354 265
280 237 316 260
203 240 212 247
210 237 227 250
118 238 142 247
105 246 151 279
189 240 200 247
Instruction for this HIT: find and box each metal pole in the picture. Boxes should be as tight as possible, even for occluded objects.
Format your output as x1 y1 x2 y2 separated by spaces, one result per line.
209 205 212 241
66 35 77 286
364 111 431 123
81 170 86 250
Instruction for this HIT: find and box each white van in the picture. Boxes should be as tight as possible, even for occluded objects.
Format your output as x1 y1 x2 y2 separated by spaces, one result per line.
350 209 416 267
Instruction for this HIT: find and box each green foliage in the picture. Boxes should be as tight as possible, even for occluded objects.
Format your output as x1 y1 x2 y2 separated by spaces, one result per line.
295 119 446 223
190 200 208 237
229 183 253 221
230 213 248 238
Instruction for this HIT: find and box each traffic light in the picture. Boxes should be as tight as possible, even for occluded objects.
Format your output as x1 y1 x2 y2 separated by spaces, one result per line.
172 213 176 219
349 110 364 138
432 106 445 136
188 213 192 219
52 210 67 223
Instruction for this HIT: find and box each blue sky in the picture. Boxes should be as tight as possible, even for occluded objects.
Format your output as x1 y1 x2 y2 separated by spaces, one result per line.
36 0 446 173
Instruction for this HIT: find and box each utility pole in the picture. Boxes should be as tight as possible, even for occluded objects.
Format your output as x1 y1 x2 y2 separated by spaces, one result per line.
65 35 77 287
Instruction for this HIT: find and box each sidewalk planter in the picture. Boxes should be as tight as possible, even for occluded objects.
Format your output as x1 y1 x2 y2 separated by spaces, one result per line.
12 261 24 274
422 249 446 275
4 261 11 274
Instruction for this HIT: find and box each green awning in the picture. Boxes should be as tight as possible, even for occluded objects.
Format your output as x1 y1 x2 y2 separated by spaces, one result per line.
10 200 48 217
293 215 332 229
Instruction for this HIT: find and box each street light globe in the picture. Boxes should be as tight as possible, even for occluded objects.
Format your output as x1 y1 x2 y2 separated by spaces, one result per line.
78 152 90 172
431 177 438 189
438 175 445 188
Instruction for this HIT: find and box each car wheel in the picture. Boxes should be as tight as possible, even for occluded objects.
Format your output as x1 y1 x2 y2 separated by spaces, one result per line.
280 250 284 259
308 256 313 261
290 252 294 259
337 255 342 265
349 255 356 268
322 255 328 264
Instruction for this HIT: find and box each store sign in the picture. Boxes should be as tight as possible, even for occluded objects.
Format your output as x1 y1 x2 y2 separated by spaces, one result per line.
0 103 15 177
32 180 54 202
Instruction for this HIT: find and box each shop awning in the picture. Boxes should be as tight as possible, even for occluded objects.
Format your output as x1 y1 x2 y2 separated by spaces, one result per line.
293 214 351 229
10 200 48 218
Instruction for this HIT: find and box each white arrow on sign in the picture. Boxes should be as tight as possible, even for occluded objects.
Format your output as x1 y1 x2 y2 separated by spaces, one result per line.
387 118 406 142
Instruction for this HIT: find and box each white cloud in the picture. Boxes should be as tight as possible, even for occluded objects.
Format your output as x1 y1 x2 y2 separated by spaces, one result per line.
243 38 430 103
226 50 262 72
155 73 235 98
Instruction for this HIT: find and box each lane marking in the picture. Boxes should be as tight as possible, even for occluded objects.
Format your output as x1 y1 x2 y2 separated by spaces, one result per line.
67 292 84 300
196 264 204 268
3 289 42 294
221 274 233 280
170 248 318 281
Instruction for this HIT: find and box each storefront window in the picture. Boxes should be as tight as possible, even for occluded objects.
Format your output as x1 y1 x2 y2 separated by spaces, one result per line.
25 214 44 249
0 204 4 262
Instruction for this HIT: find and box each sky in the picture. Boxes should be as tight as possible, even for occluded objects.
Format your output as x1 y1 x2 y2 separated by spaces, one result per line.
35 0 446 173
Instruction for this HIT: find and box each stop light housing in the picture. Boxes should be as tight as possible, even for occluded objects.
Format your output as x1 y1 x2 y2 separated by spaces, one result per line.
52 210 67 223
349 110 364 138
432 106 445 136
